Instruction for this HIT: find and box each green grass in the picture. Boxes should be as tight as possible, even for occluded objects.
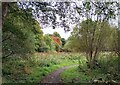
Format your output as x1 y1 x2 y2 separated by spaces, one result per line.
60 66 110 83
60 53 120 83
2 52 80 83
60 66 79 83
2 52 119 83
26 53 80 83
60 56 93 83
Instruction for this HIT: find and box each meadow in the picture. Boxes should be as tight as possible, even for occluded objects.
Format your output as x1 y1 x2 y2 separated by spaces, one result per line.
2 52 80 83
2 52 119 83
61 53 119 83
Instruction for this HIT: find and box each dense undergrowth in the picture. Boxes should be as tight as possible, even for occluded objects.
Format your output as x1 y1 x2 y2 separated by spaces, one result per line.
2 52 120 83
2 52 80 83
60 53 120 83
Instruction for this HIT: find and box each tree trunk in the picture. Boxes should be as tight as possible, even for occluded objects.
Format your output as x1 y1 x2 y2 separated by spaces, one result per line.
87 51 94 69
2 2 10 24
93 47 98 61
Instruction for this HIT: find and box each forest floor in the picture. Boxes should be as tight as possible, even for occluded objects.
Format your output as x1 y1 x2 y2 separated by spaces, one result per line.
40 65 78 83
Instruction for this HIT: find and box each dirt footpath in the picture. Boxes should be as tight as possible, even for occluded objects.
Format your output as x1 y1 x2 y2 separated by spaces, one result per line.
40 65 78 83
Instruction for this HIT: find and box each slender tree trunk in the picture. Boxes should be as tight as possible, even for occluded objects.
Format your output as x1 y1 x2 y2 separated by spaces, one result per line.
93 47 98 61
88 50 94 69
2 2 10 24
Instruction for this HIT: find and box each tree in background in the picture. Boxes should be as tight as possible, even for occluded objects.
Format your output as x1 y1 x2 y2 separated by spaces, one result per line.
61 38 66 47
64 36 80 52
53 32 61 38
65 19 114 69
50 33 62 52
32 20 45 52
112 28 120 73
34 31 63 52
43 34 55 52
114 29 120 57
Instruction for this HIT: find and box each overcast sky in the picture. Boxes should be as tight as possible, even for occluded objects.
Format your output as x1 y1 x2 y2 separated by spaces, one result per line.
41 27 72 39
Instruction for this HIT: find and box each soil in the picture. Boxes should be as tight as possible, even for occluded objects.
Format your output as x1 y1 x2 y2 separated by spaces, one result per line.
40 65 77 83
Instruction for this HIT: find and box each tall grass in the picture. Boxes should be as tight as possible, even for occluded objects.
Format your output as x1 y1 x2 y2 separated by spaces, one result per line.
2 52 80 83
61 52 120 83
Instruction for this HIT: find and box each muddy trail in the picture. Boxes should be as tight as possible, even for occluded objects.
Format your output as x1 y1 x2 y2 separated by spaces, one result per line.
40 65 78 83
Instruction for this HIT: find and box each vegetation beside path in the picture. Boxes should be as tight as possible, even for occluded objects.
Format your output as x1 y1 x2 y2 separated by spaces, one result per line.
60 53 119 83
2 53 80 83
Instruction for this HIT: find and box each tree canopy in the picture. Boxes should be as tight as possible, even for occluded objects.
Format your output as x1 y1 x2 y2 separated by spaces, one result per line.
16 1 119 31
64 19 117 68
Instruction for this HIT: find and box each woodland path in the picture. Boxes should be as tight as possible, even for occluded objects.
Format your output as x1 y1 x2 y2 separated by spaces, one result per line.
40 65 78 83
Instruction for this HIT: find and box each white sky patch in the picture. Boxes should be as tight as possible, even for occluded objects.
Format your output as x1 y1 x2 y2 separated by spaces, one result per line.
40 12 75 40
41 27 73 40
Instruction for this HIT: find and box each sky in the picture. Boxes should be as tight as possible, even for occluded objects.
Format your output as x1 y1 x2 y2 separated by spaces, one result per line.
41 27 71 39
40 12 75 40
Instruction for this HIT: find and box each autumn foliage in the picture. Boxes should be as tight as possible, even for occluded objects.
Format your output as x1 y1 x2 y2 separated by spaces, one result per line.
50 36 62 45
